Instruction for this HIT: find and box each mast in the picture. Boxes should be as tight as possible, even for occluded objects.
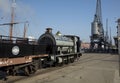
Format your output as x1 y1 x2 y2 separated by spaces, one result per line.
0 0 28 38
10 0 16 39
23 22 27 38
110 27 112 45
105 19 109 42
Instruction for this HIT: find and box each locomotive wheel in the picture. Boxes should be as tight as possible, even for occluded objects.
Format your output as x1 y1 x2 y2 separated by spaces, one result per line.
57 62 63 66
8 68 17 76
24 66 30 76
64 60 69 64
70 58 74 63
24 65 37 76
12 70 17 76
29 65 37 74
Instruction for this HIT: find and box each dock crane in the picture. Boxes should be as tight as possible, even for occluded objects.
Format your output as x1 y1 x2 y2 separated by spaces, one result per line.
90 0 109 52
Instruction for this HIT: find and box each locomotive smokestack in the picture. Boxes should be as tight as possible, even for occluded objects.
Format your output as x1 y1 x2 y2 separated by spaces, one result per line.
46 28 52 33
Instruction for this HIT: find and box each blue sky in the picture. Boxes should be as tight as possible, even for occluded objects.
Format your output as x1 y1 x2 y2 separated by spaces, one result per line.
0 0 120 42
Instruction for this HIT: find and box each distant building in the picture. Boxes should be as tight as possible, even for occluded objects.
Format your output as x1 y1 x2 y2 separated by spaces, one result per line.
81 42 90 49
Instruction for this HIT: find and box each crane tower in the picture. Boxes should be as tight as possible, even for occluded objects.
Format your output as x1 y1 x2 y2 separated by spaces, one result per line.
90 0 105 51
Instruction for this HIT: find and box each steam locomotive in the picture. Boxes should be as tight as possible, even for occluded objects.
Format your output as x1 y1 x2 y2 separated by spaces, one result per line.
0 28 81 80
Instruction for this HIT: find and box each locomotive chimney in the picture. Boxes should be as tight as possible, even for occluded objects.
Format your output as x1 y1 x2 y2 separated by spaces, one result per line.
46 28 52 33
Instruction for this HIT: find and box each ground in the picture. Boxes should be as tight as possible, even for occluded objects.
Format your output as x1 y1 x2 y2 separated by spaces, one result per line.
10 53 120 83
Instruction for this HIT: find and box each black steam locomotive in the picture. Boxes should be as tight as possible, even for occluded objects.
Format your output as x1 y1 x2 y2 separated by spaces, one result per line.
0 28 81 80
